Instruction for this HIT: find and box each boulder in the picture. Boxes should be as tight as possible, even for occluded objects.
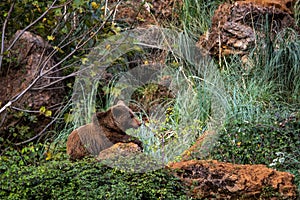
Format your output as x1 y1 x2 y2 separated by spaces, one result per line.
0 30 64 110
197 1 299 57
168 160 297 199
97 142 142 161
108 0 182 27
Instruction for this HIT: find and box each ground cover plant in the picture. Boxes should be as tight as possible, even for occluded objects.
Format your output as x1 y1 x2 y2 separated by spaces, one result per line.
0 150 186 200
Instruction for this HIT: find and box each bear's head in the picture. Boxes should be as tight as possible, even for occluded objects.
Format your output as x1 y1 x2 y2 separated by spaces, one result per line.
111 100 142 131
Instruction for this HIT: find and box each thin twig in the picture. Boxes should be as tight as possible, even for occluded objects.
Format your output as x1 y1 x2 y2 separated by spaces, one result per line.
15 98 73 145
14 107 60 145
11 106 40 113
31 72 79 90
0 2 15 72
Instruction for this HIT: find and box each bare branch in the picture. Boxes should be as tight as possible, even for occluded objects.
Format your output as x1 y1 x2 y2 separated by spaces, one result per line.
15 98 73 145
0 102 11 114
31 72 79 90
11 106 40 114
52 0 73 9
0 2 15 71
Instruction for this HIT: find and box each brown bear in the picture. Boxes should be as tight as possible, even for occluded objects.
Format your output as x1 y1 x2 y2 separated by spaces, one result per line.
66 100 143 160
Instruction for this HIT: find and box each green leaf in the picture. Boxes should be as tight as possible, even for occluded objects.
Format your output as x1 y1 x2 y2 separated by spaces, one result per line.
72 0 85 8
47 35 55 41
54 8 62 16
64 113 74 123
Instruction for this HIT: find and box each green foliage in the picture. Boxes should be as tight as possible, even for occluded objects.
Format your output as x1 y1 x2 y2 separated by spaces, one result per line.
212 108 300 164
0 0 108 40
181 0 225 39
0 110 39 149
210 106 300 191
250 28 300 100
0 155 187 200
0 0 122 75
0 142 66 168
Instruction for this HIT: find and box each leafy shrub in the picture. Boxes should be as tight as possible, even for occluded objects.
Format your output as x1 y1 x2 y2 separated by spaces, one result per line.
0 156 187 200
212 106 299 162
210 106 300 192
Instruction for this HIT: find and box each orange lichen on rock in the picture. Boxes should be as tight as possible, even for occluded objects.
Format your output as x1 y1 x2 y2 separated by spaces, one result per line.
237 0 296 14
168 160 297 199
97 142 142 161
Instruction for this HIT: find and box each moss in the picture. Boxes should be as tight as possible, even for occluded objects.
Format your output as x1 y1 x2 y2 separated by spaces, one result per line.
0 156 187 200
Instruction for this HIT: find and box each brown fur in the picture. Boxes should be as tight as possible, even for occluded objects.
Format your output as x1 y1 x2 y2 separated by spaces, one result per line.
66 101 142 160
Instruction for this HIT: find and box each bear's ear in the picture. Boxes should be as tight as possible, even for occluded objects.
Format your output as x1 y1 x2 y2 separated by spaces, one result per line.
116 100 126 106
112 106 124 120
95 111 107 120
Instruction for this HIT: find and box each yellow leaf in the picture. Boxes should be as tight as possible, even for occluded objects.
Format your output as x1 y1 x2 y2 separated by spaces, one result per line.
47 35 55 41
105 44 111 50
81 57 89 64
39 106 46 113
111 24 121 34
67 83 72 88
91 2 99 9
45 110 52 117
90 70 96 77
45 152 52 161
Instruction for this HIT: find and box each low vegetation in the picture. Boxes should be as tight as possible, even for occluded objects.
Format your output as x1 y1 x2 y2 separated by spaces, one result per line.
0 151 186 200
